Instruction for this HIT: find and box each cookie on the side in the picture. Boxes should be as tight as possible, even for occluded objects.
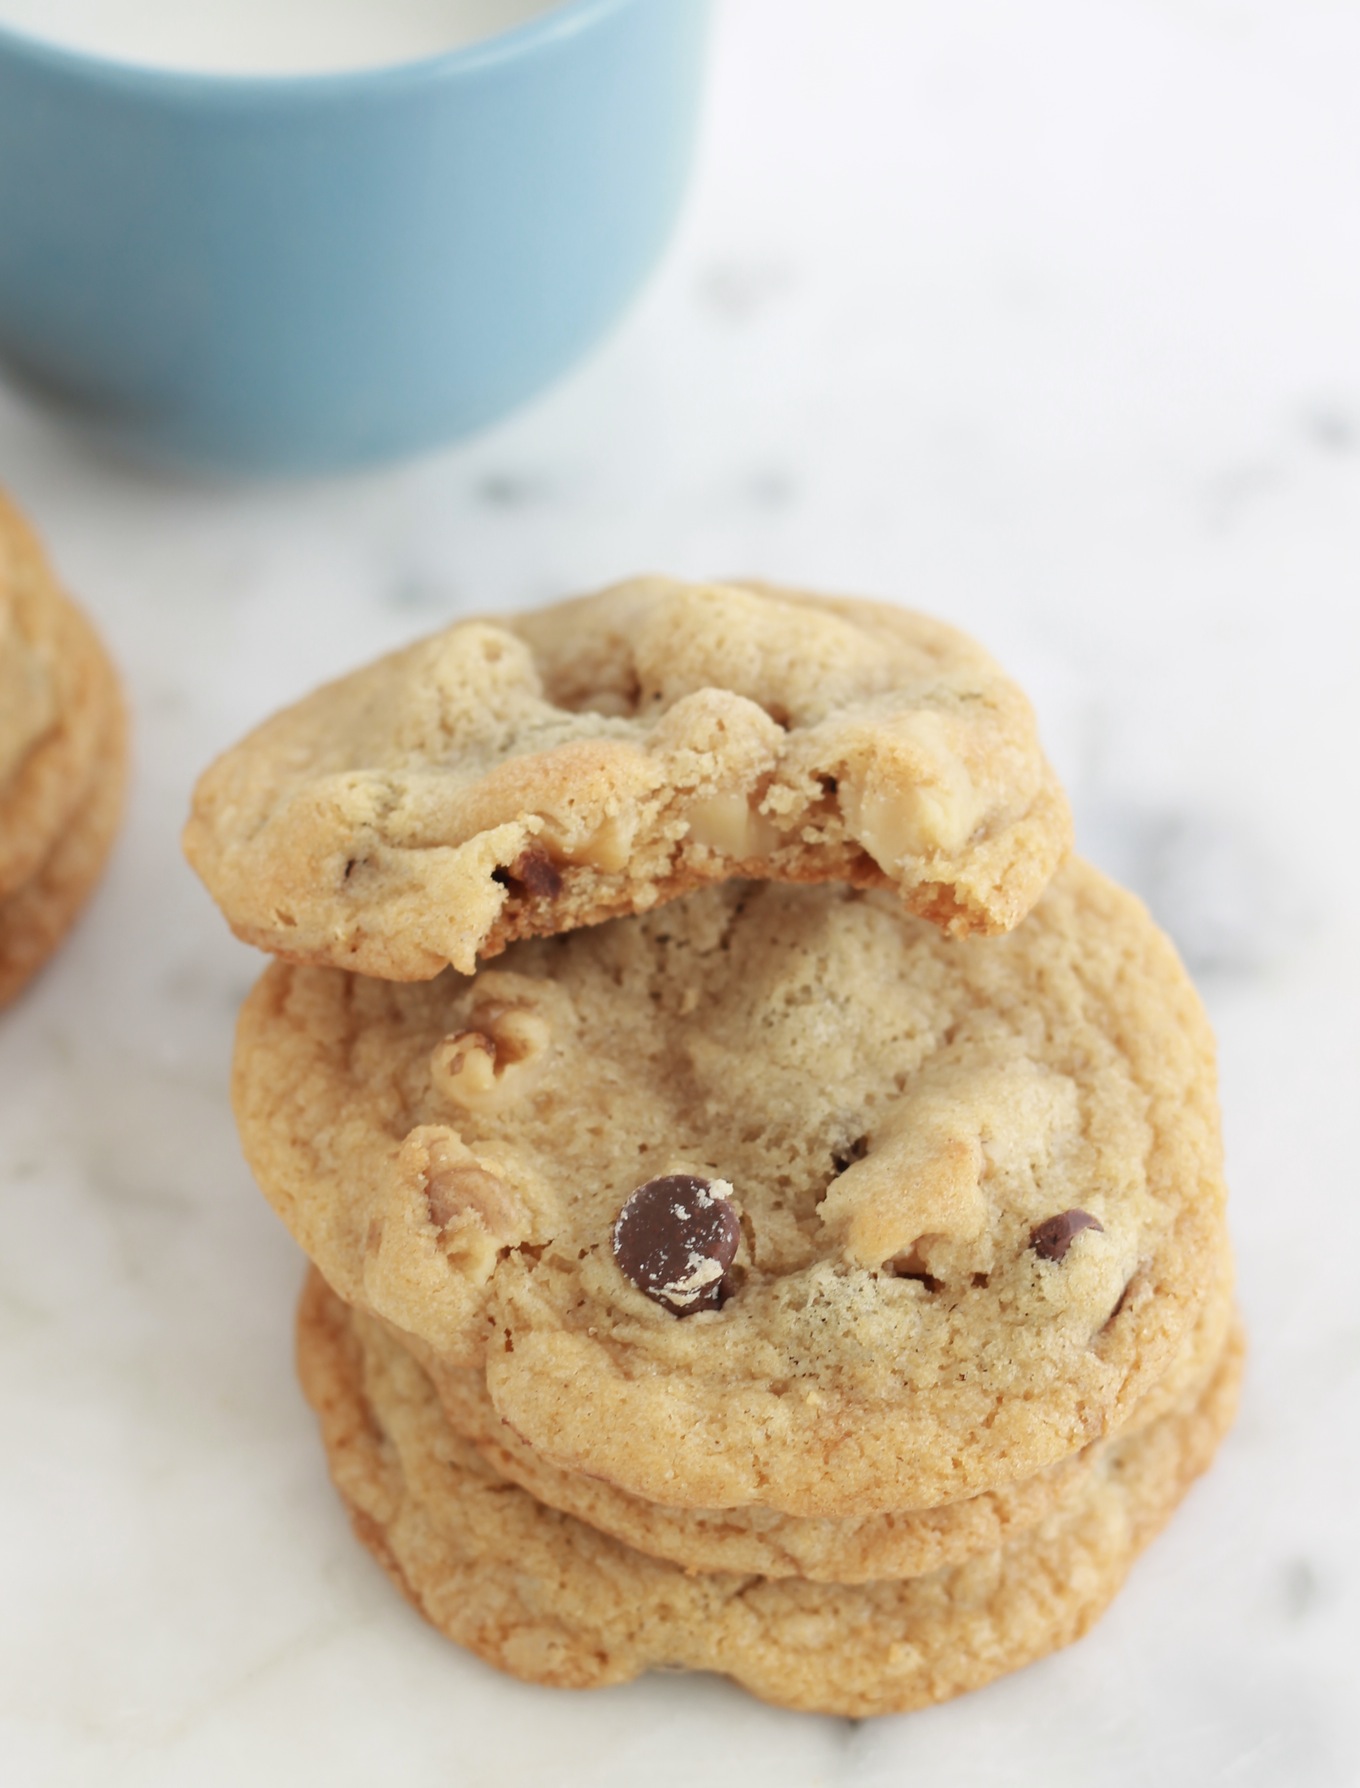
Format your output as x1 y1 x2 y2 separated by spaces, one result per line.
0 495 119 897
0 696 128 1007
236 860 1226 1517
186 577 1070 979
0 496 127 1007
298 1272 1244 1718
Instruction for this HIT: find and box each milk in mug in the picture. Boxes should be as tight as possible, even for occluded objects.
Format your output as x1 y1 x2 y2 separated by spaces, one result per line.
0 0 567 74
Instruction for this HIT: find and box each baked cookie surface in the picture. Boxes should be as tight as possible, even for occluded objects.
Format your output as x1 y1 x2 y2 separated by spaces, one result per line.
0 694 128 1007
0 495 119 902
186 577 1070 978
298 1272 1244 1718
236 858 1226 1516
423 1238 1235 1581
0 546 57 795
0 495 128 1007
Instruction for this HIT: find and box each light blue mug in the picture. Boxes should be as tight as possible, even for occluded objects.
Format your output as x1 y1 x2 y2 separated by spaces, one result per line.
0 0 710 473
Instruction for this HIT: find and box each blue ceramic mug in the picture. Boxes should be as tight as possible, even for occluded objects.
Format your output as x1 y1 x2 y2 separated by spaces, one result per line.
0 0 710 473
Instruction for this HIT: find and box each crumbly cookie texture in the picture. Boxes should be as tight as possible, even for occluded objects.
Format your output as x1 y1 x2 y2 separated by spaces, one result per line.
419 1239 1234 1582
185 577 1071 978
298 1273 1244 1718
236 859 1226 1517
0 494 118 901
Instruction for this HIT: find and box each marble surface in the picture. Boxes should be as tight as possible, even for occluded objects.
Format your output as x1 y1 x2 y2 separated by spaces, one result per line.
2 1 1358 1782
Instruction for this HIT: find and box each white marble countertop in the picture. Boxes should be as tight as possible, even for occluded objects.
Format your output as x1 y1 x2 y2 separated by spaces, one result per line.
2 2 1358 1782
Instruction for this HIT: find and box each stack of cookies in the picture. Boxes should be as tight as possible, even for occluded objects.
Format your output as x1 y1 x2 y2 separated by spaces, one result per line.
186 578 1240 1717
0 494 127 1009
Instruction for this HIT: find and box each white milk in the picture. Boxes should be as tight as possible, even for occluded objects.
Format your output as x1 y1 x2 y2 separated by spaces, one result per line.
0 0 568 74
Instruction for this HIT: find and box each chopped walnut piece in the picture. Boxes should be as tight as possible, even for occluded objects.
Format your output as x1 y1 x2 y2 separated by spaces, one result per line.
686 789 780 859
431 1002 552 1111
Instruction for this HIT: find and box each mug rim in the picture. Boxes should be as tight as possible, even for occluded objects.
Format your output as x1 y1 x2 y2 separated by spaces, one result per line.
0 0 635 96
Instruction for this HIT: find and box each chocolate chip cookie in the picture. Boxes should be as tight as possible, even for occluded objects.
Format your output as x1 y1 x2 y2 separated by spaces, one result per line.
237 858 1226 1516
422 1239 1235 1581
298 1271 1244 1717
186 577 1070 979
0 494 127 1007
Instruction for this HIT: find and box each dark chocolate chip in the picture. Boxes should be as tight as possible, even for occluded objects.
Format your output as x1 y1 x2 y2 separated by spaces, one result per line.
612 1174 740 1314
830 1134 869 1175
493 846 563 901
1029 1209 1104 1262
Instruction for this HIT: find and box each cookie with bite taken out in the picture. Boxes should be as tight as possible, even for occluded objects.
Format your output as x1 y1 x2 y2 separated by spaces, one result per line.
185 576 1070 979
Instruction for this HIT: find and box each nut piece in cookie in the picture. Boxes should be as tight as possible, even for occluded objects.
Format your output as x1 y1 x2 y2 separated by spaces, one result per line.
431 1011 551 1111
360 1124 537 1358
184 576 1071 979
429 968 556 1112
418 1129 517 1234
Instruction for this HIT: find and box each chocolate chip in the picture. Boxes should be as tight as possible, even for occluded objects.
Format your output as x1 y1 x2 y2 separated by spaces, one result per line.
494 846 563 901
830 1134 869 1175
1030 1209 1104 1262
612 1175 740 1314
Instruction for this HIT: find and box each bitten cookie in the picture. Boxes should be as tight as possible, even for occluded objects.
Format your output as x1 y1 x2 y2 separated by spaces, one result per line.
236 859 1227 1517
186 577 1070 978
0 495 127 1007
298 1272 1244 1718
